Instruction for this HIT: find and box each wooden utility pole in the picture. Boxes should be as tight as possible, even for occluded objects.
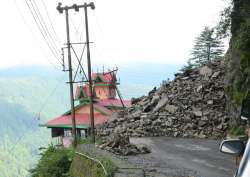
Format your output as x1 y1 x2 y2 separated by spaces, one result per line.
84 4 96 143
57 3 77 148
57 2 96 144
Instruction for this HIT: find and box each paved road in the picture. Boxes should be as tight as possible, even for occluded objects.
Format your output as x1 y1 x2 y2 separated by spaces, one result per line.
127 137 237 177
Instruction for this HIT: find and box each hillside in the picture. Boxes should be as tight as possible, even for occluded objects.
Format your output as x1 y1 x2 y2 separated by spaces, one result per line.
0 64 180 177
0 66 69 177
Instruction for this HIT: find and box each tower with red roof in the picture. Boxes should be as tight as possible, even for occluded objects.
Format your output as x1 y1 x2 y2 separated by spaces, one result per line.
41 70 130 146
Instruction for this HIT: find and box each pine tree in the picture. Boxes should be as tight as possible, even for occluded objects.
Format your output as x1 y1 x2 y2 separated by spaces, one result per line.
180 59 194 73
215 4 232 39
189 26 224 67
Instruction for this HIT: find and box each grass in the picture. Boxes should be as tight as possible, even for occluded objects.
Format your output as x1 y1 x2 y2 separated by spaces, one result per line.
79 136 102 145
70 136 116 177
69 153 116 177
228 126 245 137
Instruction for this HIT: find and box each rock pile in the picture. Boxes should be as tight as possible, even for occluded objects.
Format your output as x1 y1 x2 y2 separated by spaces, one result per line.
97 59 229 139
98 133 151 156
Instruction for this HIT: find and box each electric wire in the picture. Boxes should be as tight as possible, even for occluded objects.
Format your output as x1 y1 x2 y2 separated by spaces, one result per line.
41 0 62 46
29 0 61 58
7 1 92 153
76 11 84 37
8 73 68 153
30 0 61 53
5 97 40 154
12 0 61 71
69 15 81 43
24 0 60 63
36 74 67 118
92 11 118 66
24 0 62 64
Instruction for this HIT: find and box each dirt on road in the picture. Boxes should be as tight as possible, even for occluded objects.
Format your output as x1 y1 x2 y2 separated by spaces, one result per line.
123 137 237 177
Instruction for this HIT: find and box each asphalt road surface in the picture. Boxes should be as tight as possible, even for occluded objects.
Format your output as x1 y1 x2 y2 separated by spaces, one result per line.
127 137 237 177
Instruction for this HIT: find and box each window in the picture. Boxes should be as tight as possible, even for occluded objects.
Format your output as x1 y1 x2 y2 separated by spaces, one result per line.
64 129 72 137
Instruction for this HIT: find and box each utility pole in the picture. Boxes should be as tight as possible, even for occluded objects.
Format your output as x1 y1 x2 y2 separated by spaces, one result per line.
57 3 77 148
57 2 96 144
84 3 96 143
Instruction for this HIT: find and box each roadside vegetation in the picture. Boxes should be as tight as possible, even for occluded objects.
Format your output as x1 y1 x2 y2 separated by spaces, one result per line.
228 126 245 137
30 145 74 177
70 153 116 177
29 136 117 177
71 136 117 177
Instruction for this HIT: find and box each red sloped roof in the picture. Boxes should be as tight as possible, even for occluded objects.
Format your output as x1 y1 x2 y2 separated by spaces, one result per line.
97 98 131 107
45 113 108 128
94 103 113 115
75 85 91 98
75 72 116 98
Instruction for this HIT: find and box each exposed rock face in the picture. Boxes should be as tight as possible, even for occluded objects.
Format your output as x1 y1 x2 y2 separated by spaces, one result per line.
224 0 250 125
97 59 229 139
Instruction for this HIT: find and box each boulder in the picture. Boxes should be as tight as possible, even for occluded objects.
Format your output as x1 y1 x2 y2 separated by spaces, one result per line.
153 97 168 113
165 104 178 114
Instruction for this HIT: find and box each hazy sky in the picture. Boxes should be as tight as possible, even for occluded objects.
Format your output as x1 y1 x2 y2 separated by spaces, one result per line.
1 0 228 69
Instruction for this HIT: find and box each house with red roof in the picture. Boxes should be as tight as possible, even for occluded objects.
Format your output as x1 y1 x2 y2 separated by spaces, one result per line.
41 70 130 146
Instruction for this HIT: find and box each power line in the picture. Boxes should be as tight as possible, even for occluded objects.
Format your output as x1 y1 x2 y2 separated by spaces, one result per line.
77 11 84 36
3 99 39 153
12 0 61 71
41 0 62 46
79 12 86 42
69 15 82 43
24 0 62 64
36 74 67 119
29 0 61 57
7 74 68 153
24 0 60 62
92 11 119 65
31 0 61 53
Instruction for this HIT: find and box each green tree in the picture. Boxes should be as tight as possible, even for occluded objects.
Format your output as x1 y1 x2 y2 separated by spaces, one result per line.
180 59 195 73
215 3 232 39
189 26 224 66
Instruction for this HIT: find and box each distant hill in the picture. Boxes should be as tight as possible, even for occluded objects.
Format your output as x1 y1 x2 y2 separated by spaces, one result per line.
0 63 181 176
0 66 69 177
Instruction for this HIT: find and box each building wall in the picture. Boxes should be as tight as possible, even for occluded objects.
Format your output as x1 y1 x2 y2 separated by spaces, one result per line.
75 105 99 114
109 87 116 98
95 86 116 99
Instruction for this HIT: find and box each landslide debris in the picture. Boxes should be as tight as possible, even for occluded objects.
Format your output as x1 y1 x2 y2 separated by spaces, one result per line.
97 59 229 140
98 133 151 156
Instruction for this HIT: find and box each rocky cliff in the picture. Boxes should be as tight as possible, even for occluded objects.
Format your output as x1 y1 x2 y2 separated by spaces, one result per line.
98 59 229 139
224 0 250 125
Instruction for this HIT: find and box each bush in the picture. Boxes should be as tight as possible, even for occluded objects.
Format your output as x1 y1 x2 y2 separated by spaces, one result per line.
229 126 245 137
30 145 74 177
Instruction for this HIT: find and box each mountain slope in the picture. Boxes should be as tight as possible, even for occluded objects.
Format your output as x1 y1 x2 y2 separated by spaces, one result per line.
0 66 69 177
0 63 180 176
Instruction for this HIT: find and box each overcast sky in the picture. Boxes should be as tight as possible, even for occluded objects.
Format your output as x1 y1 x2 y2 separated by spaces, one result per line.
0 0 228 69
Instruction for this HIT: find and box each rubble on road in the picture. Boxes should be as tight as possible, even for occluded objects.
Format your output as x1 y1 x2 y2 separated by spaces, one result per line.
98 133 151 156
97 59 229 139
